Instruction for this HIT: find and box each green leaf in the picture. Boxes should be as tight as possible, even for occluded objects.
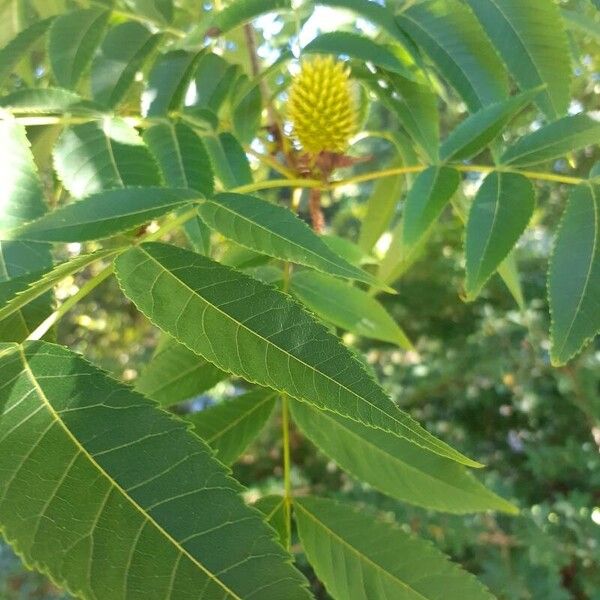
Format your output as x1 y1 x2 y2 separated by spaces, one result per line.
144 122 214 253
183 212 212 255
0 270 43 307
53 119 161 198
188 108 220 136
358 68 439 162
145 50 199 117
29 0 66 19
323 235 375 267
0 17 53 87
377 218 431 285
197 193 389 289
549 184 600 365
0 0 23 46
0 118 52 341
403 166 460 248
497 253 525 310
124 0 173 24
29 122 63 172
501 114 600 166
304 32 412 76
291 400 517 514
192 53 238 114
210 0 291 36
295 496 494 600
291 270 412 349
0 341 310 600
440 90 539 162
465 0 571 119
465 173 534 300
143 122 214 195
397 0 508 110
254 495 288 548
0 243 54 338
452 192 525 309
315 0 415 53
220 244 268 269
0 117 46 233
561 8 600 42
91 21 162 108
0 255 51 342
231 74 262 145
359 160 404 252
11 187 199 242
135 335 227 406
0 242 51 280
203 132 252 189
114 242 480 467
0 87 96 114
390 130 421 186
188 389 276 465
48 8 110 89
0 249 118 326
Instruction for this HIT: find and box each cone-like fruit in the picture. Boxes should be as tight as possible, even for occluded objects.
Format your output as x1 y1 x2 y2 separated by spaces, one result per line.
288 56 356 154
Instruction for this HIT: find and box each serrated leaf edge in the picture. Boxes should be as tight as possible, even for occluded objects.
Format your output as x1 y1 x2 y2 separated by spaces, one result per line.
548 183 599 365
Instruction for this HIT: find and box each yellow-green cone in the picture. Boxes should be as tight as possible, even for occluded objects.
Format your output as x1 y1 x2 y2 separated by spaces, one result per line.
288 56 356 154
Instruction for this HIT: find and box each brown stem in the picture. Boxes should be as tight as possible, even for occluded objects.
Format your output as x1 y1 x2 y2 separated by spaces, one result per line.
243 23 261 77
243 23 280 135
309 188 325 233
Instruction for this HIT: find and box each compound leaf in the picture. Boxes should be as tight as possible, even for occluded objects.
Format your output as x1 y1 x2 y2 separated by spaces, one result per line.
0 87 96 114
53 119 161 198
359 160 404 252
291 400 516 514
501 114 600 166
549 184 600 365
145 50 199 117
295 496 494 600
304 32 412 76
465 0 571 119
403 166 460 248
254 495 288 548
210 0 292 36
0 118 46 233
359 68 439 162
123 0 173 24
440 90 539 161
0 249 118 326
0 118 52 341
114 242 480 468
291 270 412 349
0 341 310 600
91 21 162 108
11 187 199 242
0 17 53 87
465 173 534 299
48 8 110 89
144 122 214 196
203 132 252 189
397 0 507 110
135 336 227 407
198 193 389 289
188 389 276 465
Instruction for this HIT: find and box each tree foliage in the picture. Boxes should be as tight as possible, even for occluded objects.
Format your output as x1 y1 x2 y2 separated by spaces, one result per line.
0 0 598 598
